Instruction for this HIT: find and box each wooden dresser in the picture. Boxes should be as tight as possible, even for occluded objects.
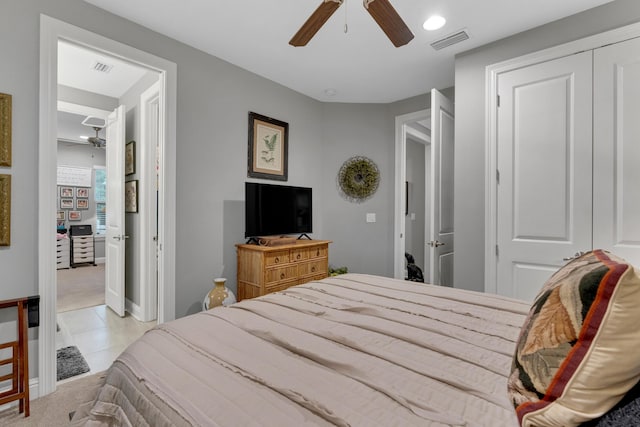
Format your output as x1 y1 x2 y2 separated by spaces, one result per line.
236 240 331 301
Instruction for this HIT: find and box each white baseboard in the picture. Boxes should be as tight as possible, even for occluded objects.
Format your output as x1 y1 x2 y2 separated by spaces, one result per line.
95 257 105 264
125 298 143 321
0 378 39 412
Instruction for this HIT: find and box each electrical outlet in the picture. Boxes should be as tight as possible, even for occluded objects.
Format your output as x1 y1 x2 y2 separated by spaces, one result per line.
366 213 376 223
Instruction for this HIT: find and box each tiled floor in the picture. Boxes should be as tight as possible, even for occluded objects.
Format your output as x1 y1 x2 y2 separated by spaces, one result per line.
56 305 156 384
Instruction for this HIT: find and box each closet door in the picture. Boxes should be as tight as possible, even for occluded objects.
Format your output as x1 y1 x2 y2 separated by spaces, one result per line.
495 51 593 301
594 37 640 267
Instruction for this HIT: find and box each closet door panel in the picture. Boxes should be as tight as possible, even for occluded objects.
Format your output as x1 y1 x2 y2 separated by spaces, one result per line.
594 37 640 266
496 51 593 300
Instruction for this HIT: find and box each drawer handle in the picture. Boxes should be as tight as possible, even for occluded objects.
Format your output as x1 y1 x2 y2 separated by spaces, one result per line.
311 266 316 272
296 254 301 260
316 250 320 256
274 257 279 263
280 273 285 279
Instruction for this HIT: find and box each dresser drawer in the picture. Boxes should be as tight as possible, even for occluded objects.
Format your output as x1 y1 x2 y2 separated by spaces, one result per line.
73 241 93 251
290 248 310 262
308 245 327 259
298 260 327 277
264 250 290 266
265 265 298 284
73 255 94 263
265 280 297 294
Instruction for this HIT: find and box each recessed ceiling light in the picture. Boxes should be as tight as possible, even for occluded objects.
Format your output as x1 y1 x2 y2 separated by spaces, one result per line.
80 136 89 140
324 88 337 97
423 15 446 31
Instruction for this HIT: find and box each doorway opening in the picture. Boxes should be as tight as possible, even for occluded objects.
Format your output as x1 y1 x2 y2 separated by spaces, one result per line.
395 110 431 280
39 15 177 396
394 89 455 286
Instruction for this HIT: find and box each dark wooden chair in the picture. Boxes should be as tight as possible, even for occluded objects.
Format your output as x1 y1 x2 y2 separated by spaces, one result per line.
0 297 30 417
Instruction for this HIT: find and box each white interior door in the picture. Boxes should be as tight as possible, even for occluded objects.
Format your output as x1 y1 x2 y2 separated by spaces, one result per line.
429 89 454 286
594 37 640 267
105 105 126 316
496 51 593 301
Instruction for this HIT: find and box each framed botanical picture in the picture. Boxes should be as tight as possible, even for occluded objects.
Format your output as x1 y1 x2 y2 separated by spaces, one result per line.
125 180 138 213
57 211 65 220
60 186 74 198
0 93 11 167
248 112 288 181
68 210 81 221
0 174 10 246
76 187 89 198
76 198 89 209
125 140 135 175
60 198 74 209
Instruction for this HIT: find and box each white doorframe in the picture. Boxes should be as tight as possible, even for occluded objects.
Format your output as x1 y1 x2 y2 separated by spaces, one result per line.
140 80 161 322
39 14 177 396
484 21 640 294
394 109 429 279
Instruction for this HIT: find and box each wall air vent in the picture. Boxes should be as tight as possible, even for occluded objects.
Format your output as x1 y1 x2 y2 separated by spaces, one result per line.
91 61 113 73
430 29 470 51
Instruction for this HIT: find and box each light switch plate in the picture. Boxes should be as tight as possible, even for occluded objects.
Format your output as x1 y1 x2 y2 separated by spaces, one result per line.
366 213 376 223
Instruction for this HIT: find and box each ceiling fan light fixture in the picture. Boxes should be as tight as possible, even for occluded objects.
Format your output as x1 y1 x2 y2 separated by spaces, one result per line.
423 15 446 31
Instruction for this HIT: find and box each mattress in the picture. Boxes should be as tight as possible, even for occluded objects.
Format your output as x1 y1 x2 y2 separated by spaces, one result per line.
75 273 531 426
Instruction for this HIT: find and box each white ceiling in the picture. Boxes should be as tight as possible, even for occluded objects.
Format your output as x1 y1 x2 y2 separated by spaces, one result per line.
58 40 149 98
80 0 613 103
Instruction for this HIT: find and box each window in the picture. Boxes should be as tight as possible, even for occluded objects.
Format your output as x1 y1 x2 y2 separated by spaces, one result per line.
94 166 106 235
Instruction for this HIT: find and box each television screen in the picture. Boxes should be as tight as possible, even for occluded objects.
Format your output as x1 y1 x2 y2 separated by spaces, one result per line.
245 182 312 238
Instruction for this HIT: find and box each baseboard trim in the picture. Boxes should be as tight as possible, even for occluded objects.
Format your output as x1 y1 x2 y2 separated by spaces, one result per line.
94 257 105 264
125 298 142 321
0 378 39 412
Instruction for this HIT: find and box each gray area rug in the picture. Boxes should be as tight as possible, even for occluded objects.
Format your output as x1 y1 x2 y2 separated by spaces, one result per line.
57 346 90 381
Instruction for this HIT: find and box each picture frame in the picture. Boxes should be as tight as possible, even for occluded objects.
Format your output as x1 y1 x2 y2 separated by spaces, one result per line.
76 187 89 198
57 211 65 220
125 140 136 176
248 112 288 181
60 186 74 198
0 174 10 246
125 180 138 213
76 199 89 210
0 93 11 167
60 198 74 209
68 211 81 221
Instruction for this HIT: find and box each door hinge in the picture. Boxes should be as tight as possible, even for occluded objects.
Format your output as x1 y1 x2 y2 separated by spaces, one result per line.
496 169 500 184
497 95 500 107
495 244 499 257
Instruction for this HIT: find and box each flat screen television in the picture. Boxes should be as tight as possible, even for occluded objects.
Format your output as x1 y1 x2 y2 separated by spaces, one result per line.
245 182 312 239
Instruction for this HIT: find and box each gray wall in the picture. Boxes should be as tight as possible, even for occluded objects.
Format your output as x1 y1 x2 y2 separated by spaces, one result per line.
454 0 640 292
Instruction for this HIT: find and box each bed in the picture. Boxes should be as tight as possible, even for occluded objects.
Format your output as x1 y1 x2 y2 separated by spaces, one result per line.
73 260 640 427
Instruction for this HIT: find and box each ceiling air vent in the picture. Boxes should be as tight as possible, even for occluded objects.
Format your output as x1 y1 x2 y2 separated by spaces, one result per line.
91 61 113 73
430 29 470 51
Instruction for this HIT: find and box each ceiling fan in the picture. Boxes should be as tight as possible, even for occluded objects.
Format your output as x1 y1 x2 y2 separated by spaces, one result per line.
87 126 106 148
290 0 414 48
82 116 106 148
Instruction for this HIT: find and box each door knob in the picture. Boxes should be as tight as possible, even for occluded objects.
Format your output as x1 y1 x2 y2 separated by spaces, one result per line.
428 240 445 247
563 251 587 261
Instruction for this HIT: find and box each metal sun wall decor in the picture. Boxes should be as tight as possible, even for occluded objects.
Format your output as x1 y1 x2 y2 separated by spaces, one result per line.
337 156 380 203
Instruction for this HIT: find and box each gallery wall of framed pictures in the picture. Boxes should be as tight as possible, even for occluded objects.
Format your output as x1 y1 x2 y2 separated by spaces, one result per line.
57 184 91 227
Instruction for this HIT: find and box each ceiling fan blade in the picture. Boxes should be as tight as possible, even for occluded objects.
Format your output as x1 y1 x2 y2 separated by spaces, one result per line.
364 0 414 47
289 0 343 47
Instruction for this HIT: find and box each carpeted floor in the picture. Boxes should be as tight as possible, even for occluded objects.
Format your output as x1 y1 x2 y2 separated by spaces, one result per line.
0 371 105 427
57 264 105 312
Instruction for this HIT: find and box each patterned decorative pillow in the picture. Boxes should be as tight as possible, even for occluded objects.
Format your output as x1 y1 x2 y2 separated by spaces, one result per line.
508 250 640 427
